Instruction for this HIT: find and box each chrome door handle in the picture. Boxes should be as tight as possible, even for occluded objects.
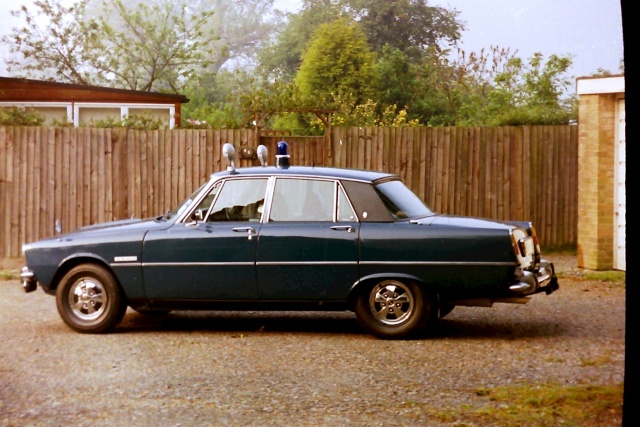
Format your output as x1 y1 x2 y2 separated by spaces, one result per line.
330 225 355 233
232 226 257 240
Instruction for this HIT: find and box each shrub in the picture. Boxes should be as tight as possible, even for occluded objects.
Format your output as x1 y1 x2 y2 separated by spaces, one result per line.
0 107 46 126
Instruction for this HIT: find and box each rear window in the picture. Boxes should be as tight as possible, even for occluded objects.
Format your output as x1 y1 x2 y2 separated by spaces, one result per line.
374 180 433 220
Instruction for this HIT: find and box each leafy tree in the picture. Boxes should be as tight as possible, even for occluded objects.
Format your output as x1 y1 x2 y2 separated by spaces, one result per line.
372 45 416 114
345 0 462 60
412 47 576 126
2 0 102 85
295 18 376 104
258 0 462 81
85 0 285 73
258 0 343 81
3 0 217 92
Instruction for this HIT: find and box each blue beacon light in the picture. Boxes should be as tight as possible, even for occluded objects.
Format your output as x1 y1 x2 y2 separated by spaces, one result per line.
276 141 290 169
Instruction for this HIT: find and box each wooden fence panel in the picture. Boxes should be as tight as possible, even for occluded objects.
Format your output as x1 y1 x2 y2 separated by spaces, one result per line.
0 125 578 258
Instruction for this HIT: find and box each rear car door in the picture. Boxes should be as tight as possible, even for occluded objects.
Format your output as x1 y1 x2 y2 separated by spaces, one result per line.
256 178 360 300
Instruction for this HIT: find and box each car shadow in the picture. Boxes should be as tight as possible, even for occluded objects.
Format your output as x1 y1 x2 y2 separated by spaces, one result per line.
114 310 569 340
117 310 365 336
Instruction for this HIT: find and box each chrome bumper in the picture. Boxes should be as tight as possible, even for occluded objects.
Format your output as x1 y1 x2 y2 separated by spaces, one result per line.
509 260 559 295
21 266 37 293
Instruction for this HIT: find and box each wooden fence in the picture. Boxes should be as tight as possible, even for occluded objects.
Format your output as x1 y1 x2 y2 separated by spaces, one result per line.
0 125 577 258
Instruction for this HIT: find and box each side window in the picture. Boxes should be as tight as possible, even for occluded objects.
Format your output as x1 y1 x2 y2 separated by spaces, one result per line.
189 182 220 221
206 178 268 222
270 179 335 222
337 186 356 222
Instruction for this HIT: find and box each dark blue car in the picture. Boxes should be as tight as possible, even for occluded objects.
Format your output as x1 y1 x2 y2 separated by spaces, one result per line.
21 142 558 339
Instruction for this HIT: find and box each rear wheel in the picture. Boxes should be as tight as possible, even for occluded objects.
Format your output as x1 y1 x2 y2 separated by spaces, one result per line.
56 264 127 333
355 279 432 339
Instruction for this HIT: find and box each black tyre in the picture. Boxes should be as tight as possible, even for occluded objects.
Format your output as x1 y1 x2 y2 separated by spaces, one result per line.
439 303 455 319
355 279 432 339
55 264 127 333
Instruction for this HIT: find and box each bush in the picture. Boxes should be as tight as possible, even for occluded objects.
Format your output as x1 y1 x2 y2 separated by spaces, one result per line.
0 107 46 126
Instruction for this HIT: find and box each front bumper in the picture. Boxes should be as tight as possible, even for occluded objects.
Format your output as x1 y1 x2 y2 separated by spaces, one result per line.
21 266 38 293
509 260 559 295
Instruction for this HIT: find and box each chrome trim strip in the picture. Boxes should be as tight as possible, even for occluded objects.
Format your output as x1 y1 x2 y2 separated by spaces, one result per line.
257 261 357 266
141 262 255 267
360 261 517 266
112 261 516 267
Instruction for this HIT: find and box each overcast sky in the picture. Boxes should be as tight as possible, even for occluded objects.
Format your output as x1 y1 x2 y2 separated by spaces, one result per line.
1 0 625 87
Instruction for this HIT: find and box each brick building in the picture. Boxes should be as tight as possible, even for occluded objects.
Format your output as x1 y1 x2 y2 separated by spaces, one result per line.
577 75 625 270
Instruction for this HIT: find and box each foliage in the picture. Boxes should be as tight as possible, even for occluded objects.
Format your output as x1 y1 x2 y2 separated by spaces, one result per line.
3 0 217 92
412 47 577 126
258 0 463 81
85 0 285 74
581 270 626 284
295 18 376 104
0 107 46 126
258 0 343 81
345 0 462 60
84 112 167 129
462 383 623 426
2 0 100 84
191 0 285 73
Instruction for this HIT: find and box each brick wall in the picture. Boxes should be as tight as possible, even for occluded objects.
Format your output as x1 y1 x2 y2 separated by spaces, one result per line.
577 93 617 269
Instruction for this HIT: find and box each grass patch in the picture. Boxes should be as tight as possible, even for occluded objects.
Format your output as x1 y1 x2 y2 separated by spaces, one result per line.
0 270 16 281
582 270 625 283
458 383 624 426
541 245 576 255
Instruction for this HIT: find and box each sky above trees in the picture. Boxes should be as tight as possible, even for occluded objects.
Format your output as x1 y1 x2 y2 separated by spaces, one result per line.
272 0 624 79
0 0 624 80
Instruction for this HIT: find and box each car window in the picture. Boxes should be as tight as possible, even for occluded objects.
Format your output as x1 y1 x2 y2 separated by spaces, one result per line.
337 186 356 222
207 178 268 222
270 179 335 222
374 180 433 220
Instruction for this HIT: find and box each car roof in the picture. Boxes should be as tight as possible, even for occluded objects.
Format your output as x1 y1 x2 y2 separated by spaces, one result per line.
212 166 397 183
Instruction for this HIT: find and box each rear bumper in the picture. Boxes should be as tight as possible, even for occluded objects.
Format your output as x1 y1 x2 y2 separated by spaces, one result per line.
509 260 559 295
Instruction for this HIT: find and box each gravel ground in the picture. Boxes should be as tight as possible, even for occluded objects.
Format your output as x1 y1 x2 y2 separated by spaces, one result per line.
0 255 626 426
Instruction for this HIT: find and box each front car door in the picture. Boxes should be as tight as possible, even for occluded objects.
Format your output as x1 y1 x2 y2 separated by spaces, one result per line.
256 178 360 300
142 178 268 302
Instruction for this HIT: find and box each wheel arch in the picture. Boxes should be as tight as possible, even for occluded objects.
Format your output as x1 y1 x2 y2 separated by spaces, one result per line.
347 273 437 309
50 253 118 292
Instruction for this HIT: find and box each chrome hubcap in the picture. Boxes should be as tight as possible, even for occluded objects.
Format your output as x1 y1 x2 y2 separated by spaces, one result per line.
69 278 106 321
369 280 413 325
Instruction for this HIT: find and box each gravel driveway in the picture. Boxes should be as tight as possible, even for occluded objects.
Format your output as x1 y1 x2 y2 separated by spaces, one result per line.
0 255 625 426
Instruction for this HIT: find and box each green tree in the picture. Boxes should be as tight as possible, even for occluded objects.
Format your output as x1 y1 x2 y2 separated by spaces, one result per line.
345 0 462 60
295 18 376 104
85 0 285 73
258 0 462 81
258 0 343 81
3 0 102 85
3 0 217 92
410 47 576 126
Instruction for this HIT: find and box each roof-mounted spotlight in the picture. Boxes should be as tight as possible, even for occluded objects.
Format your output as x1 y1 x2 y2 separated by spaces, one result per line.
275 141 290 169
222 143 236 172
257 145 268 167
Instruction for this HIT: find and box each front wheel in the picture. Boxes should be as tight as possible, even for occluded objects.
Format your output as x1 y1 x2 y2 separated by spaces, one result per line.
56 264 127 333
355 279 432 339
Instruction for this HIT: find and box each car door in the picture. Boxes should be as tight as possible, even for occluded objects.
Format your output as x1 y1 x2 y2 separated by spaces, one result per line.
256 178 360 300
142 178 268 301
